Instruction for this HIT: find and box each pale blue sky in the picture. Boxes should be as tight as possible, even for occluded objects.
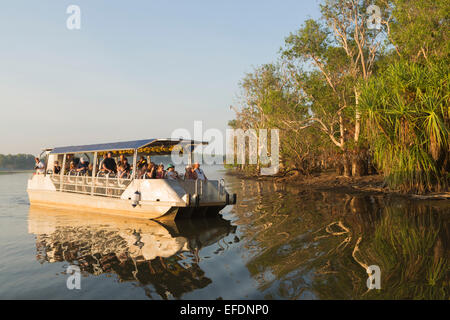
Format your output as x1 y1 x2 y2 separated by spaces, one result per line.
0 0 320 155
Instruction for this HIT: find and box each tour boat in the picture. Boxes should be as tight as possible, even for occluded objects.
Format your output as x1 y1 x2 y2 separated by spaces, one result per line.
27 138 236 220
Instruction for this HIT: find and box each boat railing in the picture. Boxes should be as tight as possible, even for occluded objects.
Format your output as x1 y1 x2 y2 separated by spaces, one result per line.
46 173 228 202
49 173 133 198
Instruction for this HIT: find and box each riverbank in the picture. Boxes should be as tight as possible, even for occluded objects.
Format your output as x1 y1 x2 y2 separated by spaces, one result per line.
226 170 450 200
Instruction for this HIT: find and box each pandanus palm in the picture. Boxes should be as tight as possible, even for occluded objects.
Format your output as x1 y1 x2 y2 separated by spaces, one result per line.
360 60 449 193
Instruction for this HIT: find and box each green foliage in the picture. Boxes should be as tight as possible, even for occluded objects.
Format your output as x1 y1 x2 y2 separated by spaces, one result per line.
364 204 448 299
229 0 449 191
360 60 449 192
283 19 330 62
389 0 449 62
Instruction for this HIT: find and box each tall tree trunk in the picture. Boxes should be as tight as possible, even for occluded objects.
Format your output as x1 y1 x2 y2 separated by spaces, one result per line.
351 149 369 177
343 153 352 177
354 87 361 144
351 88 369 177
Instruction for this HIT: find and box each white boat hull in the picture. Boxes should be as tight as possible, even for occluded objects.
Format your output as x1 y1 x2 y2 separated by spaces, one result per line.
27 174 230 220
28 189 177 220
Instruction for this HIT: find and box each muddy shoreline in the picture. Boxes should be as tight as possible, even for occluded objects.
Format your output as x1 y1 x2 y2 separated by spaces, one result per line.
225 170 450 200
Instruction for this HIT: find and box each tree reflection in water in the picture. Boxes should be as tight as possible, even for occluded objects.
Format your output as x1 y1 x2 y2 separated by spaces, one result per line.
227 178 449 299
28 207 236 299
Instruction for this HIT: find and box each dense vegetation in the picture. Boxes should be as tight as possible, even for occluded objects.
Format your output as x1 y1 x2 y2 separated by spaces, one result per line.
229 0 449 193
0 154 36 170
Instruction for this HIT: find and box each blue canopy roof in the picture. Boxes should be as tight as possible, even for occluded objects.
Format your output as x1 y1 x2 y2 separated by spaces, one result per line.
49 139 206 154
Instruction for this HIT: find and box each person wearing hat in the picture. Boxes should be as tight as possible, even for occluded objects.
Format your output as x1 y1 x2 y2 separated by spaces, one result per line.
165 164 179 180
184 165 197 180
77 157 89 175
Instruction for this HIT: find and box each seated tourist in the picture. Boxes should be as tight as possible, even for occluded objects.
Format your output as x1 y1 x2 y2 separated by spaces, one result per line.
102 152 117 174
129 165 134 177
193 162 207 181
184 165 197 180
165 164 179 180
117 157 130 179
53 161 61 174
118 155 131 171
137 156 148 171
155 164 165 179
76 158 89 174
140 164 149 179
138 163 144 178
99 154 107 171
65 154 74 165
138 163 147 178
68 161 77 175
87 163 93 176
117 164 127 179
143 162 156 179
34 157 45 175
121 157 131 173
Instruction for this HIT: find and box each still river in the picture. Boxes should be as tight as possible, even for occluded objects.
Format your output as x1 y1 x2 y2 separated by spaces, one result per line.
0 168 448 299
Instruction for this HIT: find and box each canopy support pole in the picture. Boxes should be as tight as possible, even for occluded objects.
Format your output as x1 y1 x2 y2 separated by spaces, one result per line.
189 140 193 165
91 152 97 196
60 154 66 192
132 149 138 179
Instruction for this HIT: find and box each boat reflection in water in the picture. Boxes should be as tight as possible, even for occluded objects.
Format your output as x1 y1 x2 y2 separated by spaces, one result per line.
28 206 236 299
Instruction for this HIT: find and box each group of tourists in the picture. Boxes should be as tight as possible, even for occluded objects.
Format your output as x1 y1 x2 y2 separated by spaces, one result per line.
40 152 207 181
134 155 207 181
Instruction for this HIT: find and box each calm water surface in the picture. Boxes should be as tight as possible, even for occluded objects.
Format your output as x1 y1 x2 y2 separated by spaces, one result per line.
0 169 448 299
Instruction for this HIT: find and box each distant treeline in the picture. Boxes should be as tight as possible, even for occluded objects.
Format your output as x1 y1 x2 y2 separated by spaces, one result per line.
0 154 35 170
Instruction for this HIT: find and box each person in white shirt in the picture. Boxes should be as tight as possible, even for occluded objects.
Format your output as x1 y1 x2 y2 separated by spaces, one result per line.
193 162 207 181
34 157 45 175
